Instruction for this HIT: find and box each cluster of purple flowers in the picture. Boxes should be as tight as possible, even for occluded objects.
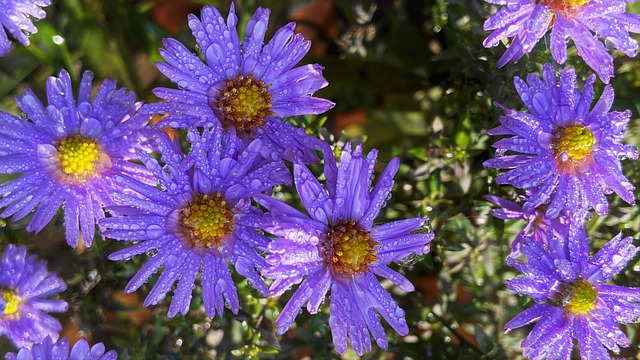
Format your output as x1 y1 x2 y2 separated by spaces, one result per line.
483 1 640 359
0 2 434 357
1 0 637 357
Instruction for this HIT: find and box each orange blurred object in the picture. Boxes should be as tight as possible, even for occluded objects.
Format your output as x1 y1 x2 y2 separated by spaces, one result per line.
332 108 366 135
104 291 153 327
60 319 83 347
152 0 200 34
291 0 340 56
149 112 181 141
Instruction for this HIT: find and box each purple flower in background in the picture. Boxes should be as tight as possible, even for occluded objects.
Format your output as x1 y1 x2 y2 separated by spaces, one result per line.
482 0 640 82
5 336 117 360
102 126 289 318
0 0 51 56
484 63 637 219
485 194 567 253
257 143 434 356
505 223 640 359
0 69 153 248
0 245 67 348
152 4 334 163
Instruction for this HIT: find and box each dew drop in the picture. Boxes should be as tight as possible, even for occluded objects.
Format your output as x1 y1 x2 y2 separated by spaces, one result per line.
594 203 607 215
78 102 92 118
145 224 164 239
54 78 66 96
250 179 262 190
394 307 405 318
216 278 226 292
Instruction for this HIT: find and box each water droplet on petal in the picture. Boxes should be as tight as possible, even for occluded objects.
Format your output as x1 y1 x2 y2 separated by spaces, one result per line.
250 179 262 190
394 307 405 318
54 78 66 95
146 224 164 239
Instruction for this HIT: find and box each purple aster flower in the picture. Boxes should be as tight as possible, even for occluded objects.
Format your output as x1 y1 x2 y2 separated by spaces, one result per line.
484 63 637 219
102 126 289 318
5 336 117 360
0 0 51 57
256 143 434 356
505 223 640 359
0 245 67 348
152 4 335 163
483 0 640 83
0 69 153 248
485 194 567 253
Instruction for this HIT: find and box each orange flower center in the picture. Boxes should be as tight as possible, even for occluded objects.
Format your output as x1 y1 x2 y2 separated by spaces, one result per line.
324 220 379 275
542 0 590 17
214 74 274 133
178 193 235 249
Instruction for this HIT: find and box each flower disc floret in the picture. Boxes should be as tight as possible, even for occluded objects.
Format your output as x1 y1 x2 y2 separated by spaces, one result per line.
485 195 569 254
0 245 67 348
214 74 274 133
56 134 101 181
258 143 434 356
1 289 20 317
482 0 640 82
326 220 379 275
504 226 640 359
103 127 288 318
484 64 638 218
179 193 235 248
542 0 590 17
560 278 597 315
0 69 153 248
552 125 594 162
152 4 335 162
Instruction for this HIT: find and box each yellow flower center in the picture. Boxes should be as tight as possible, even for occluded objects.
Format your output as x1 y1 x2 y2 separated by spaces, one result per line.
215 74 274 133
552 125 595 162
178 193 235 249
542 0 590 14
325 220 379 275
561 278 598 315
56 134 101 181
2 289 21 317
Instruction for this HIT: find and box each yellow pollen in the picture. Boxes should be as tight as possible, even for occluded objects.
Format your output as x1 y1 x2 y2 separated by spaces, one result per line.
215 74 274 133
325 220 379 275
56 134 101 181
542 0 590 17
552 125 595 161
561 278 598 315
178 193 235 249
2 289 21 317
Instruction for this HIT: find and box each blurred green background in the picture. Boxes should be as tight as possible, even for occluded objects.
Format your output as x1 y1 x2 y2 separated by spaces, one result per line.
1 0 639 358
